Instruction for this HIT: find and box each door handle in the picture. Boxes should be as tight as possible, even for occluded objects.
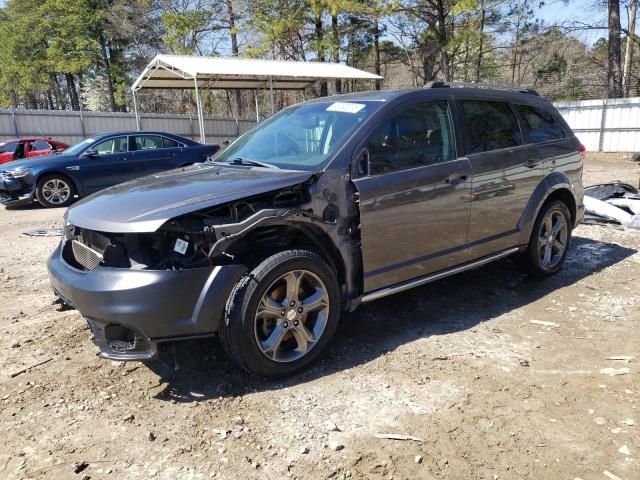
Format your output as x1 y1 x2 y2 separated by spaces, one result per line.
445 174 468 185
524 159 541 168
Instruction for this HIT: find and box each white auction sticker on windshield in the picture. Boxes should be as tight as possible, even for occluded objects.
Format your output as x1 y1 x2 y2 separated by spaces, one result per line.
326 102 366 114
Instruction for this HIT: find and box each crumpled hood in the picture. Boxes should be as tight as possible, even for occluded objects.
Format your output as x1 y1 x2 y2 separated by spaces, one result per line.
66 163 314 233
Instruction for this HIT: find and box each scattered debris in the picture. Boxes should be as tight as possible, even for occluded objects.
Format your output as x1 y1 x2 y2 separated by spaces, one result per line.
374 433 424 442
529 320 559 328
620 419 635 426
9 357 53 378
606 356 634 363
618 445 631 456
603 471 622 480
72 461 89 474
300 446 309 455
594 417 606 425
122 413 135 422
147 431 156 441
414 455 423 464
23 228 62 237
600 367 631 376
329 441 344 452
584 182 640 228
323 421 340 432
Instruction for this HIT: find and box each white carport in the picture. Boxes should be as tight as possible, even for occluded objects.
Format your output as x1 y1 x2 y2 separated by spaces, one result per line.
131 54 383 143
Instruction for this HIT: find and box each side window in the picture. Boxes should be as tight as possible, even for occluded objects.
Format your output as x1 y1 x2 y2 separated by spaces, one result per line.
93 137 128 155
32 140 51 150
516 104 566 143
162 137 181 148
132 135 163 151
0 141 18 154
368 101 455 175
461 100 522 153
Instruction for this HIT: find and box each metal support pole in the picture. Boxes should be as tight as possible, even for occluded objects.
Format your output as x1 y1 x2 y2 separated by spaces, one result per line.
132 90 140 131
599 98 608 152
269 77 275 115
254 92 259 123
194 78 206 143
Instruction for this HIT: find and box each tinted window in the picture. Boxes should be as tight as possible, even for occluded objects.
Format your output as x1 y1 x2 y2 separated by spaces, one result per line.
162 137 181 148
368 101 456 175
132 135 163 151
0 141 18 153
32 140 51 150
462 100 522 153
516 104 566 143
94 137 128 155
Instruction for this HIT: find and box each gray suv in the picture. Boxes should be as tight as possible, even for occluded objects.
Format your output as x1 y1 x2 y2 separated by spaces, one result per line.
48 82 584 377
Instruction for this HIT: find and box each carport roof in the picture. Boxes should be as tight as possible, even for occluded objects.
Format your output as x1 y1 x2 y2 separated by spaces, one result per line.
131 54 383 91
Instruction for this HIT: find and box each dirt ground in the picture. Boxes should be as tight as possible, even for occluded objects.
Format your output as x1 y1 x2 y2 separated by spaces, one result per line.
0 154 638 480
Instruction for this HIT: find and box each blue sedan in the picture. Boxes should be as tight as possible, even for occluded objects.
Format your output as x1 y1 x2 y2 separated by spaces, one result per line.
0 131 220 208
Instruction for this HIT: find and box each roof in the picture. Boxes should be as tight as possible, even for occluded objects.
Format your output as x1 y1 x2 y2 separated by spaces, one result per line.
132 54 383 91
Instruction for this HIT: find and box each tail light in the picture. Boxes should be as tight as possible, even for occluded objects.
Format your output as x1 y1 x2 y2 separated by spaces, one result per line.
578 144 586 160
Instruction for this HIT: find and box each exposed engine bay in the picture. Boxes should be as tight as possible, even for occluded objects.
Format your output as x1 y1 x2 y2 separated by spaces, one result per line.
63 187 312 271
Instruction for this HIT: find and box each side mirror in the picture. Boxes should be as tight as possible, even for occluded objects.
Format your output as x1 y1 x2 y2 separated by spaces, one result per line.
84 149 98 158
353 148 370 177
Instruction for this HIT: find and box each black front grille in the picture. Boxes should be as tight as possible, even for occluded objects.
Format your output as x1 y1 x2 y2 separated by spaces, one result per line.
71 240 103 270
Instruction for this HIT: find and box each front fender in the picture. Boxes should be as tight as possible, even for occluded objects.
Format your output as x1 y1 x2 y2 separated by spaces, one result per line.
517 171 577 245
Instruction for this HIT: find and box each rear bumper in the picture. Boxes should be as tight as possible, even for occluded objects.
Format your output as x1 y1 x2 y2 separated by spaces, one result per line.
47 244 246 360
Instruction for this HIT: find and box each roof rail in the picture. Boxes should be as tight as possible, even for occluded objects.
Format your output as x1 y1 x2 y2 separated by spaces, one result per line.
424 81 539 96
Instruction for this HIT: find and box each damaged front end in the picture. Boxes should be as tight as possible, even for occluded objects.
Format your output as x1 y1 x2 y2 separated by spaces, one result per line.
48 170 362 361
1 168 36 207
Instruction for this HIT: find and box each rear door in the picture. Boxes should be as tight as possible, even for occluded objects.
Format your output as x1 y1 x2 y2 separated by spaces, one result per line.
79 136 133 193
353 97 472 293
27 140 52 158
460 98 545 259
130 135 185 175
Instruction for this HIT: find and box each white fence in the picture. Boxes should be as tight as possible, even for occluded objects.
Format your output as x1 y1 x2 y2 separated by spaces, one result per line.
554 97 640 152
0 109 257 145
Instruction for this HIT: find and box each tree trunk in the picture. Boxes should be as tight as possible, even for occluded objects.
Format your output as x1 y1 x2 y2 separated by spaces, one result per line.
99 36 117 111
608 0 624 98
373 19 382 90
436 0 450 81
226 0 243 116
65 73 80 111
475 0 485 82
315 12 328 96
623 0 638 96
332 13 341 93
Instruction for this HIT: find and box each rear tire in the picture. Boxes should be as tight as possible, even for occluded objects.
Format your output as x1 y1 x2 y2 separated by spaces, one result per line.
36 174 76 208
219 249 341 378
522 200 572 277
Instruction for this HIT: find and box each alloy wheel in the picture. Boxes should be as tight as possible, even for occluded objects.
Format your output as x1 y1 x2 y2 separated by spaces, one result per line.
254 269 330 363
537 209 568 269
41 179 71 205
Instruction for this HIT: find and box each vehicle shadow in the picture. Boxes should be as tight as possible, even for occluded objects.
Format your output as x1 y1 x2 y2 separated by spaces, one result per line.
147 234 637 403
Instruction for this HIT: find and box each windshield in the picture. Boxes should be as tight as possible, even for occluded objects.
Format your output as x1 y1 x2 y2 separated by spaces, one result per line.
62 138 95 156
214 100 383 170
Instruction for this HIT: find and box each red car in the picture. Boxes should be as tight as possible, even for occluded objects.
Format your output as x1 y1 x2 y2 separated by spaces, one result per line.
0 138 69 165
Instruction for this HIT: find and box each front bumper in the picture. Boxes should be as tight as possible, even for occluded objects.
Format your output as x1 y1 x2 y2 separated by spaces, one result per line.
47 244 246 360
0 176 35 207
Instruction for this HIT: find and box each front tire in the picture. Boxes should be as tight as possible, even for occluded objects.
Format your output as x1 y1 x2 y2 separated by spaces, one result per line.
36 174 76 208
522 199 572 276
219 249 341 378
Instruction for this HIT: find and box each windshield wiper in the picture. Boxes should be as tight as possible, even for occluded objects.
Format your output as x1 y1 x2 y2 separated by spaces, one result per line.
222 157 279 169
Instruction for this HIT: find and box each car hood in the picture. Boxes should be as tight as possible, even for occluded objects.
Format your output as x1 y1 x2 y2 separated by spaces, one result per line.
66 163 315 233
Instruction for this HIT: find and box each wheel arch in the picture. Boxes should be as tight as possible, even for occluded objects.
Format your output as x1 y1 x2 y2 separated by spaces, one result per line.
517 172 578 245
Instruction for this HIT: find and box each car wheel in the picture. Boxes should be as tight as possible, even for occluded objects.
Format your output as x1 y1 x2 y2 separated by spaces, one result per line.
36 175 76 208
522 199 572 276
219 249 341 378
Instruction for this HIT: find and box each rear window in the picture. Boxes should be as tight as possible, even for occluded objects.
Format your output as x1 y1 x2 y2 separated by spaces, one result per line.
162 137 181 148
461 100 522 153
515 104 566 143
32 140 51 150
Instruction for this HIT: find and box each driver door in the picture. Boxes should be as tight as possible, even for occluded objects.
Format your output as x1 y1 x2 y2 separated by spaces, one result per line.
353 98 472 293
78 136 133 193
